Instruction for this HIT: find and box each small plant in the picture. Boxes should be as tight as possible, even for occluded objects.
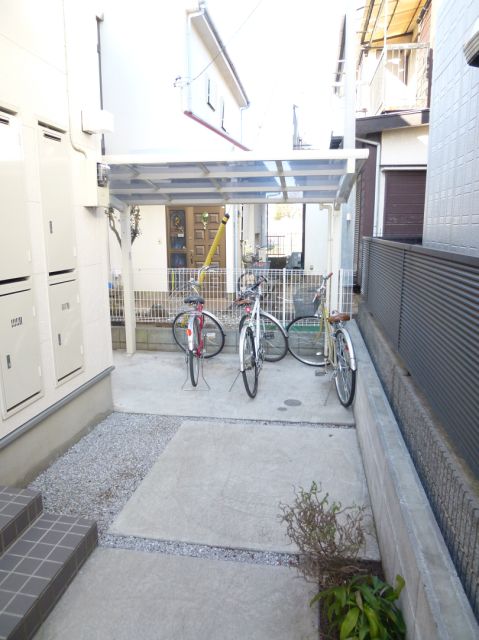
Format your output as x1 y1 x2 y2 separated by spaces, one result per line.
311 574 406 640
279 481 367 586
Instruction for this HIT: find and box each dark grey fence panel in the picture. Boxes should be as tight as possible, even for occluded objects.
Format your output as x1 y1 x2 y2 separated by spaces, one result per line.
400 252 479 468
364 240 404 348
361 237 479 619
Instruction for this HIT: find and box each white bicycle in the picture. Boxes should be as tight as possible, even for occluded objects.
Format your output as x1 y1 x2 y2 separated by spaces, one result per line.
235 276 287 398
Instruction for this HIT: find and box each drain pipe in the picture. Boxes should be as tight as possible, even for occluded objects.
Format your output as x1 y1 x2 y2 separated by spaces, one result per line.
62 0 88 159
356 137 381 236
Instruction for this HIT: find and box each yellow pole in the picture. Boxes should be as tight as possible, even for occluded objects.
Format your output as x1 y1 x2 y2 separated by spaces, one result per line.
199 213 230 284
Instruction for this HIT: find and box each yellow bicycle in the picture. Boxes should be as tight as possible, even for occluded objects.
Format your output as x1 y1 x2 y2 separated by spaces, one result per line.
286 272 357 407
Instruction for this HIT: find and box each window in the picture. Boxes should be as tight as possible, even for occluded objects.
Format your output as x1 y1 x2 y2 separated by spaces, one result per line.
206 76 216 110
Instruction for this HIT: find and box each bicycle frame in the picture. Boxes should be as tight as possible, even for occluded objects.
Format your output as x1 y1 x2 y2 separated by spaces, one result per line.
313 279 357 373
239 293 264 372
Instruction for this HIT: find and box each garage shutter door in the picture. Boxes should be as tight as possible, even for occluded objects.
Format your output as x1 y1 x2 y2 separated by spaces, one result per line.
383 170 425 238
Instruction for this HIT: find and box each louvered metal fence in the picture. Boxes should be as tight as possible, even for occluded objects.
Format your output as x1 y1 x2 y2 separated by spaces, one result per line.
361 237 479 618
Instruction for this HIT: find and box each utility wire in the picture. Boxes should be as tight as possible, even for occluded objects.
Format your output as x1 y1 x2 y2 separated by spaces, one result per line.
188 0 264 84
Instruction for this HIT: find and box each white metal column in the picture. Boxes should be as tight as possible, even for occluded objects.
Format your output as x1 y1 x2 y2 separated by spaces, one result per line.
120 207 136 355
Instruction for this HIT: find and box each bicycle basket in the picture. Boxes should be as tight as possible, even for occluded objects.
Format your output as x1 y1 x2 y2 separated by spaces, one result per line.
293 288 319 316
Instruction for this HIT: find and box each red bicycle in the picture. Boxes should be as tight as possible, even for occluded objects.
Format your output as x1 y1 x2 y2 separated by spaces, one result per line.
171 266 225 386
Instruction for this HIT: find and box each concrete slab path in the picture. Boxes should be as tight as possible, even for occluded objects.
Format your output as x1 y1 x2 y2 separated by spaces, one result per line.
34 548 318 640
111 351 355 425
110 419 379 559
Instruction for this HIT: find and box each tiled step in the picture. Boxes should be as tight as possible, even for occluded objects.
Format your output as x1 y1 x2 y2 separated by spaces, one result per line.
0 504 97 640
0 489 43 556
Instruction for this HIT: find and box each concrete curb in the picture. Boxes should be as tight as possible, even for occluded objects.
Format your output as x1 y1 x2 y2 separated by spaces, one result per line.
349 321 479 639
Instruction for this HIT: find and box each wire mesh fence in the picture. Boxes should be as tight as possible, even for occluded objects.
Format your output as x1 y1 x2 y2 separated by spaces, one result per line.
109 268 353 328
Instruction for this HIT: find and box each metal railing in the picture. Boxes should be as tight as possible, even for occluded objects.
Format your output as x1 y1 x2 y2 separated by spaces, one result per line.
361 45 430 116
361 237 479 619
109 267 353 328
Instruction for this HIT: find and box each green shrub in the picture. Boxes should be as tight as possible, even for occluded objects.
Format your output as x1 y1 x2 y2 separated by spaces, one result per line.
311 574 406 640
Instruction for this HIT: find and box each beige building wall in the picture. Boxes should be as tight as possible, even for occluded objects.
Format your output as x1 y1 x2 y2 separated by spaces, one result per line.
0 0 113 460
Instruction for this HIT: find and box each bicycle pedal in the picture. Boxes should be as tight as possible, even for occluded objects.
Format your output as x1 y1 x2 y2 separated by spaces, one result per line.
315 369 327 376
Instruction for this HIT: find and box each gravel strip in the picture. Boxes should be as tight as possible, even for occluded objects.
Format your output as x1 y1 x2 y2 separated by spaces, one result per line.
102 534 296 567
28 411 343 567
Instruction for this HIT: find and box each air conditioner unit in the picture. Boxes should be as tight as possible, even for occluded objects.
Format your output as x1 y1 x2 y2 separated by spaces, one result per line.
464 19 479 67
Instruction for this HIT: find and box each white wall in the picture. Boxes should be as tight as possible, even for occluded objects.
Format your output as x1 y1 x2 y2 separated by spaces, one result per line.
423 0 479 255
109 206 168 290
381 126 429 165
303 205 329 273
0 0 112 439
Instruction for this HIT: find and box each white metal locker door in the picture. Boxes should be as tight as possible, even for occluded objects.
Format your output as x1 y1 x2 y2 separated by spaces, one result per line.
49 279 83 381
0 114 30 280
38 127 76 273
0 289 42 412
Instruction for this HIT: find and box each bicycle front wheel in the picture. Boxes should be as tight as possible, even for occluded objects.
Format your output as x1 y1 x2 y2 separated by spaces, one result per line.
188 316 200 387
240 325 258 398
172 311 225 358
287 315 326 366
239 312 287 362
334 328 356 407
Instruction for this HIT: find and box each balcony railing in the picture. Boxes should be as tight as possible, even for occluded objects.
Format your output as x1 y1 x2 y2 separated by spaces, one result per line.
359 44 430 116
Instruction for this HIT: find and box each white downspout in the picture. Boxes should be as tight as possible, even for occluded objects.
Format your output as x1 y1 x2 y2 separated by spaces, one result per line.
356 137 381 236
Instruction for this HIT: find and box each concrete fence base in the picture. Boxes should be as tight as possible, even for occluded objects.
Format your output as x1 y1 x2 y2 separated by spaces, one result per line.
349 321 478 639
111 324 240 353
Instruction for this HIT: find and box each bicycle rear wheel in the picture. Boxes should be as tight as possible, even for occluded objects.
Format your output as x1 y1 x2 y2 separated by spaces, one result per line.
287 315 326 366
188 316 200 387
172 311 225 358
239 312 287 362
240 325 258 398
334 328 356 407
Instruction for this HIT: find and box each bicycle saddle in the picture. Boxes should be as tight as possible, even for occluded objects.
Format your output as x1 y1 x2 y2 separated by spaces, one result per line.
234 297 252 306
328 312 350 323
184 295 204 305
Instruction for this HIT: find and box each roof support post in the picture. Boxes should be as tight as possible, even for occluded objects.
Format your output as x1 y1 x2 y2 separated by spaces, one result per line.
120 207 136 355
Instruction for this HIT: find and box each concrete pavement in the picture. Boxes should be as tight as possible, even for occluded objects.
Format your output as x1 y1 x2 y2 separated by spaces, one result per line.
111 350 355 425
34 346 375 639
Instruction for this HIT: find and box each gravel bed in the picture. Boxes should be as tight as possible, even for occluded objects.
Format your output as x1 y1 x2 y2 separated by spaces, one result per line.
28 411 307 567
29 412 181 541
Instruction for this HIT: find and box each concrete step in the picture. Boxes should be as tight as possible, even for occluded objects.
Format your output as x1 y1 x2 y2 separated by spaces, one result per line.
0 488 97 640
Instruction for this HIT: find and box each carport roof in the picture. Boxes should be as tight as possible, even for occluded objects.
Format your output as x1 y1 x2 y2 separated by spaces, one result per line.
104 149 368 209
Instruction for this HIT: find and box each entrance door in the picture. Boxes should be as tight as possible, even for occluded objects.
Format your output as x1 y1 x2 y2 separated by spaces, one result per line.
166 206 227 269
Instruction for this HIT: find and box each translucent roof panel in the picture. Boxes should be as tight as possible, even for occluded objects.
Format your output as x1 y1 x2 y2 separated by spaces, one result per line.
104 149 368 208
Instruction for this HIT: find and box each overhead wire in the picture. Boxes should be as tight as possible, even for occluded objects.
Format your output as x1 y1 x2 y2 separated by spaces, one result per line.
188 0 264 84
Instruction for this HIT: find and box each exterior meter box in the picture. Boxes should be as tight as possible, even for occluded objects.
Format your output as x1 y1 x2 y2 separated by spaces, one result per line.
0 113 31 281
38 126 77 274
0 287 42 415
49 277 84 382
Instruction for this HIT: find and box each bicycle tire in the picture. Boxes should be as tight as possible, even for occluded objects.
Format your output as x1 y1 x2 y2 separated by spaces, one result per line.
239 312 287 362
188 316 200 387
240 325 258 398
286 315 327 366
334 328 356 407
172 310 225 358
